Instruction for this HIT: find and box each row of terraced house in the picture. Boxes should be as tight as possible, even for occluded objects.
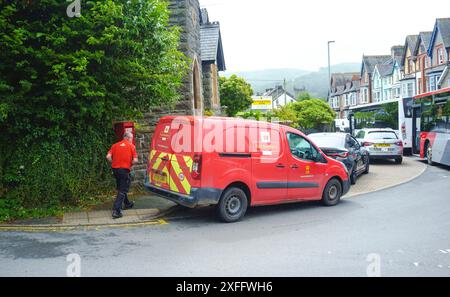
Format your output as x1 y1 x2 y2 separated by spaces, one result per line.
328 18 450 120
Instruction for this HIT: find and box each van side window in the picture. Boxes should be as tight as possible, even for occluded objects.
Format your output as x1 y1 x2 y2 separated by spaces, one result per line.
287 133 317 161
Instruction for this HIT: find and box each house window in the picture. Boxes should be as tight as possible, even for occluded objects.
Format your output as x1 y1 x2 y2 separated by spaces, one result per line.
438 48 444 65
407 83 414 97
409 59 415 73
429 76 436 92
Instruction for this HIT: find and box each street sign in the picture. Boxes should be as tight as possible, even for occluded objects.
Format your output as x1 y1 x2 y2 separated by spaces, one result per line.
251 96 273 111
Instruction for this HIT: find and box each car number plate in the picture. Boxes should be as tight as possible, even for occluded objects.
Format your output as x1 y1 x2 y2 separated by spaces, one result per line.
153 172 167 184
375 144 391 148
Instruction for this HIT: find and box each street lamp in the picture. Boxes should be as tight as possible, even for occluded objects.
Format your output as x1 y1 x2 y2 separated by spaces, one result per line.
328 41 335 102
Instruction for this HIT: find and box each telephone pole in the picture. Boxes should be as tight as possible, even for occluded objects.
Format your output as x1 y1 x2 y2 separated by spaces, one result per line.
328 41 335 102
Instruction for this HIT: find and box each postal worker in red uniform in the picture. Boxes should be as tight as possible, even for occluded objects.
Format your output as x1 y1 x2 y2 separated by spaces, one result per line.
106 132 139 219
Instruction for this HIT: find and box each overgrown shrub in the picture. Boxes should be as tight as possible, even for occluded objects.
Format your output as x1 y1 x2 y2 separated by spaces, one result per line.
0 0 187 221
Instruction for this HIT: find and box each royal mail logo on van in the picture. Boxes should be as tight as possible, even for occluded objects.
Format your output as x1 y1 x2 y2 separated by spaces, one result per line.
178 173 185 181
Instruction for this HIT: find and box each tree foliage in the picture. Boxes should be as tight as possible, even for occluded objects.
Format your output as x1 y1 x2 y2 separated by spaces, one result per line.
296 91 312 102
219 75 254 117
0 0 187 221
238 98 336 131
290 99 336 130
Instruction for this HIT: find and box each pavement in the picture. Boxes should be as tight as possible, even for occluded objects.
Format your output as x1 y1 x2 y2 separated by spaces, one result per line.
0 156 427 230
345 156 427 198
0 160 449 277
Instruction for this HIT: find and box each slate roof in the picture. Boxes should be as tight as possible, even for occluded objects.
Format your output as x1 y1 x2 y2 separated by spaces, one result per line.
331 73 359 88
414 32 433 56
401 35 419 66
376 63 394 77
361 55 392 75
200 22 226 71
437 18 450 48
391 46 405 68
429 18 450 55
264 86 296 101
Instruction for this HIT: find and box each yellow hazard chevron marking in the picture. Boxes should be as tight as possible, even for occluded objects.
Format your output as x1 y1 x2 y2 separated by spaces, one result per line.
171 159 191 194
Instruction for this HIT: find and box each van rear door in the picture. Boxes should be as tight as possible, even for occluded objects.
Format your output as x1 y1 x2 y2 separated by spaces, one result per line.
169 118 198 196
147 119 174 192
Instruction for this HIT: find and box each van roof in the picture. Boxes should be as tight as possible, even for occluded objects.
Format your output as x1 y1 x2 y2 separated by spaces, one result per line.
159 116 288 129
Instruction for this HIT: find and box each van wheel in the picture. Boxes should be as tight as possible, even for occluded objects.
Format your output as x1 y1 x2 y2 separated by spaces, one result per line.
217 187 248 223
322 179 342 207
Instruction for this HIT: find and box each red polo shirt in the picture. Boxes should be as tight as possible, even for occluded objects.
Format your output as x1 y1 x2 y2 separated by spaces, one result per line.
108 140 138 170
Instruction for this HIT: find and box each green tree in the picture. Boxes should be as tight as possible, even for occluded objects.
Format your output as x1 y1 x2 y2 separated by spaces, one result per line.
290 99 336 130
0 0 187 220
296 91 312 101
219 75 254 117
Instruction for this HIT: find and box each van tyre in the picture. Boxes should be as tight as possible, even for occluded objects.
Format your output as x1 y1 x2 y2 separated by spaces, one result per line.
217 187 248 223
322 179 342 207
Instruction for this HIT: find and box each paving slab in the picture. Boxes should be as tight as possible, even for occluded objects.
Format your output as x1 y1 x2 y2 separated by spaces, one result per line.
345 157 427 198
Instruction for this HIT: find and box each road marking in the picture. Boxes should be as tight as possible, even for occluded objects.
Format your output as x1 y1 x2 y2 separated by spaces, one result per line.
440 250 448 254
413 262 419 267
0 219 169 233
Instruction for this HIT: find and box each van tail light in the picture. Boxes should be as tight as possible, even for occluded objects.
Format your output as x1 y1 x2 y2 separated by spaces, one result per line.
330 152 349 158
363 142 374 147
191 154 202 180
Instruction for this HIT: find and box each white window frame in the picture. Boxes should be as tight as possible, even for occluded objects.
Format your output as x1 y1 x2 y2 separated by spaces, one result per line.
438 48 444 65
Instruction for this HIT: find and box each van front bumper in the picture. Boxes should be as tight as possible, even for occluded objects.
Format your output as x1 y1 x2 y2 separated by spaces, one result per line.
145 184 223 209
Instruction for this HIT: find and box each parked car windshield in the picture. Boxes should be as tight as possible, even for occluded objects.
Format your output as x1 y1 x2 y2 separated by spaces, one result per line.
308 134 346 148
368 131 398 140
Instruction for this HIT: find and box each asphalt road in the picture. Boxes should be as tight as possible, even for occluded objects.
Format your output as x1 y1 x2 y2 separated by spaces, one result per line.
0 162 450 277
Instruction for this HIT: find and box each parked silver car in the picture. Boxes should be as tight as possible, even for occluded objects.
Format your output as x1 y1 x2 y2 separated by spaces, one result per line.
355 129 404 164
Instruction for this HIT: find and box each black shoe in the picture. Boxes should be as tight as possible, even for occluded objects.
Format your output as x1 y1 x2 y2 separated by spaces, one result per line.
123 201 135 210
112 210 123 219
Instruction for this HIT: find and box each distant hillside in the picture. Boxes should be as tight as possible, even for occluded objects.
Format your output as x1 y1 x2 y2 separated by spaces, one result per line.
223 69 310 95
225 63 361 99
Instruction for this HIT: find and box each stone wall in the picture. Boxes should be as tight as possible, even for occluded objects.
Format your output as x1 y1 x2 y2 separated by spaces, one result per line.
133 0 205 187
168 0 203 113
133 109 188 188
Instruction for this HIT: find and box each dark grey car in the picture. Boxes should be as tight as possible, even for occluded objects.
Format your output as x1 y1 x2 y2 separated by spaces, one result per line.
309 133 370 185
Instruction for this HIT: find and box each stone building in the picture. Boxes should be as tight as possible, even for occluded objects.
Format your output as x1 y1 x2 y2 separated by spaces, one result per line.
167 1 225 115
133 0 226 184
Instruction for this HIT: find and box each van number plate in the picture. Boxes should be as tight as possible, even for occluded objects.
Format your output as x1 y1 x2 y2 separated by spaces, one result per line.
153 173 167 184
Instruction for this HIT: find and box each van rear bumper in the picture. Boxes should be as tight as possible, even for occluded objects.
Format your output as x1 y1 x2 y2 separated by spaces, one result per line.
145 184 223 208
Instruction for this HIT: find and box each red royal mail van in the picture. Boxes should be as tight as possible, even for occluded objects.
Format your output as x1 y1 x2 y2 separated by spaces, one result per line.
145 116 350 223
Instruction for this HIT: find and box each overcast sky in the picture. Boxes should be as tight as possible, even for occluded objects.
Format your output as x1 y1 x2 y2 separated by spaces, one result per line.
200 0 450 72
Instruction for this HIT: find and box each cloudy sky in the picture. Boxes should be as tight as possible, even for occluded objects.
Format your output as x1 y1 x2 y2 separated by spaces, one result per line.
200 0 450 72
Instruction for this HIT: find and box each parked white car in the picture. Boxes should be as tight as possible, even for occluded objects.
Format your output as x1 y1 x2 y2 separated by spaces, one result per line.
355 128 404 164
